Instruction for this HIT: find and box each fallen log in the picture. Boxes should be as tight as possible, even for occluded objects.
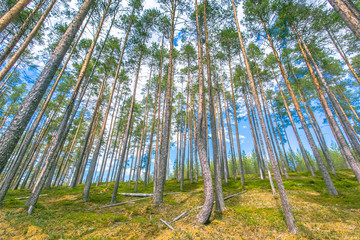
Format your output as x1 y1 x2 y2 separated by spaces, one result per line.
15 194 48 200
224 190 247 200
119 193 153 197
170 211 188 223
119 192 180 197
160 219 175 230
87 197 152 210
193 191 248 212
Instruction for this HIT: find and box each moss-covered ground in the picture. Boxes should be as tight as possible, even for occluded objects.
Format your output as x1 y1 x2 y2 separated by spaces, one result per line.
0 169 359 239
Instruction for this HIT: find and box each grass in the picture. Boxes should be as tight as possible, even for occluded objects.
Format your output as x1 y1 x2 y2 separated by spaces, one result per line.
0 169 359 239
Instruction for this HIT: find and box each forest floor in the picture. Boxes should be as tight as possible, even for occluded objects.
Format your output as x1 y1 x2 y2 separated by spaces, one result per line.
0 169 359 239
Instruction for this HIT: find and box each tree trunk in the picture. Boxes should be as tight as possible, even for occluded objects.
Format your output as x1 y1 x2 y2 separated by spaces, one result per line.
293 27 360 182
228 57 244 184
25 1 106 214
262 17 337 196
233 0 297 233
194 0 213 224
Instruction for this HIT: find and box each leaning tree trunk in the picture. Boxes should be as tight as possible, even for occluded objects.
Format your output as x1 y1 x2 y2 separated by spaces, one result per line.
261 18 337 196
295 27 360 160
0 11 91 201
232 0 297 233
25 1 107 215
327 0 360 41
292 27 360 182
0 0 95 174
0 0 32 34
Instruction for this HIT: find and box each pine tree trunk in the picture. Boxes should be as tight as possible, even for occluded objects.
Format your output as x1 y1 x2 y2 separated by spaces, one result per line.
228 57 244 184
327 29 360 85
295 28 360 159
243 87 265 179
233 0 297 232
4 11 91 196
293 27 360 182
262 18 337 196
25 1 107 214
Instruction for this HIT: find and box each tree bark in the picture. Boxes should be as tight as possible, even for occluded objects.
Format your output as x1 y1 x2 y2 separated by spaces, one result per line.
233 0 297 233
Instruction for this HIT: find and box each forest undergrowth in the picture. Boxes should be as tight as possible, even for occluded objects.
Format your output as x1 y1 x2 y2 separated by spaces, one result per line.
0 169 359 239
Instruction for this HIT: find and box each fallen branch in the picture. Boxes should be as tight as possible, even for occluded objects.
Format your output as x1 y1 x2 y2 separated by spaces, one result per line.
192 191 248 212
170 211 188 223
224 190 247 200
15 194 48 200
160 219 175 230
87 197 152 210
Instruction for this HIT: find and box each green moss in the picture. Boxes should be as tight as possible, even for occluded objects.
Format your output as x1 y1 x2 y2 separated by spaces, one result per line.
1 169 359 239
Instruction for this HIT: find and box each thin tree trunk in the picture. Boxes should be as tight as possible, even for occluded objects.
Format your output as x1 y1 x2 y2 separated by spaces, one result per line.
228 57 244 184
327 29 360 85
233 0 297 232
153 0 176 205
293 27 360 182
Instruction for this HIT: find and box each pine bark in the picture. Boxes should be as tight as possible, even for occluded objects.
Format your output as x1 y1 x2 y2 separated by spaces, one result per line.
233 0 297 233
